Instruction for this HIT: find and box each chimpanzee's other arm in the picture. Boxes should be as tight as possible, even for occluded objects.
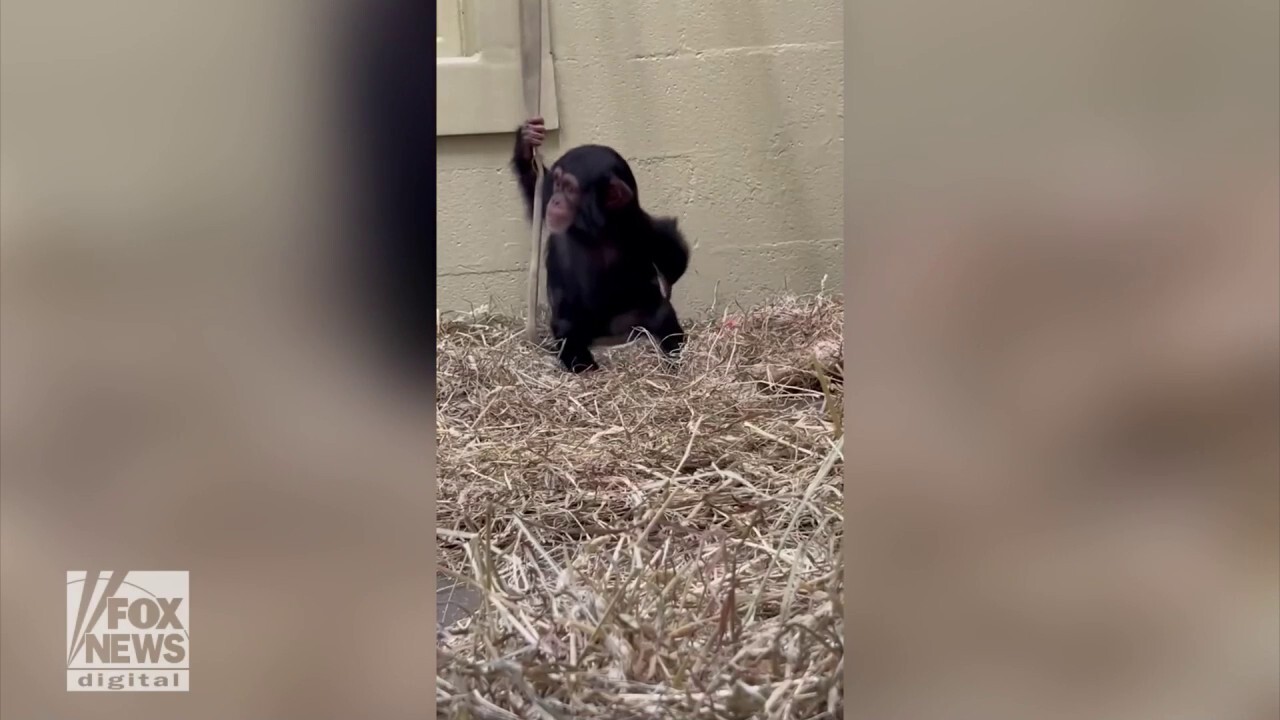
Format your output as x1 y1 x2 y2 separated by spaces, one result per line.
649 217 690 286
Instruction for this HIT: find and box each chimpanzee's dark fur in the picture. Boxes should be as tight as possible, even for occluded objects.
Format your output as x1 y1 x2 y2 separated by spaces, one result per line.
512 125 690 373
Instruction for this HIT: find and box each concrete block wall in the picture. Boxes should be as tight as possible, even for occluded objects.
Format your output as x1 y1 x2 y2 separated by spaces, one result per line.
437 1 845 314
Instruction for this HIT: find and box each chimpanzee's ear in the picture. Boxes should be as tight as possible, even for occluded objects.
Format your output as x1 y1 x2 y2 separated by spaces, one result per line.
605 175 634 209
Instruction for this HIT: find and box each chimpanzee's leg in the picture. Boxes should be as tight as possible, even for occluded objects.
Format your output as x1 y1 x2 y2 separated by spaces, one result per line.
551 315 599 373
643 300 686 361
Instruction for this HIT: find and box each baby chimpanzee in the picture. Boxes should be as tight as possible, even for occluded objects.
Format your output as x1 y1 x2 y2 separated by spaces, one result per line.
512 117 691 373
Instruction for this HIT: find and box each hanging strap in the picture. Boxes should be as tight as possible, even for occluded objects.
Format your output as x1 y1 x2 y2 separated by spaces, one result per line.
519 0 546 343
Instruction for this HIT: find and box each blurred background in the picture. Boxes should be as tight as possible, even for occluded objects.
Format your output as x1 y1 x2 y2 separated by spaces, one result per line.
845 0 1279 718
1 1 436 717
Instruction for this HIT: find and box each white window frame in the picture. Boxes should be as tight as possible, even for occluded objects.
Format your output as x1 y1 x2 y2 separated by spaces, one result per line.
436 0 464 58
437 0 559 137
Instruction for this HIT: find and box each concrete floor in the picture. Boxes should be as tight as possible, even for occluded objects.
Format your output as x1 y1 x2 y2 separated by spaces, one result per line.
437 575 483 632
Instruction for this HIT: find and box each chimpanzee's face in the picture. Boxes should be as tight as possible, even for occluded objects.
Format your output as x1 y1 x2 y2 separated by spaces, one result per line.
545 166 581 234
544 148 637 235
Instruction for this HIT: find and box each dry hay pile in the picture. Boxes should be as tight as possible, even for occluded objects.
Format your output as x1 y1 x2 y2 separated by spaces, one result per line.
436 293 844 719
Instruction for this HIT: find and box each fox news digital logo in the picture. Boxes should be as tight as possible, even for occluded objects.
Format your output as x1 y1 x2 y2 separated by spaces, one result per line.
66 571 189 692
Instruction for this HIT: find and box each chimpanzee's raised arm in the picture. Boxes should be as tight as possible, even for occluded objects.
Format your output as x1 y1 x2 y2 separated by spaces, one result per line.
510 118 550 219
649 216 690 287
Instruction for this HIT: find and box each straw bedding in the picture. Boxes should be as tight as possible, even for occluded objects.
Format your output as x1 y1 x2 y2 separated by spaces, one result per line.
436 292 844 719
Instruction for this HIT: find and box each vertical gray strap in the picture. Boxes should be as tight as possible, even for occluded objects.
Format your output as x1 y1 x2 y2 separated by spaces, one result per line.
519 0 545 341
519 0 543 119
